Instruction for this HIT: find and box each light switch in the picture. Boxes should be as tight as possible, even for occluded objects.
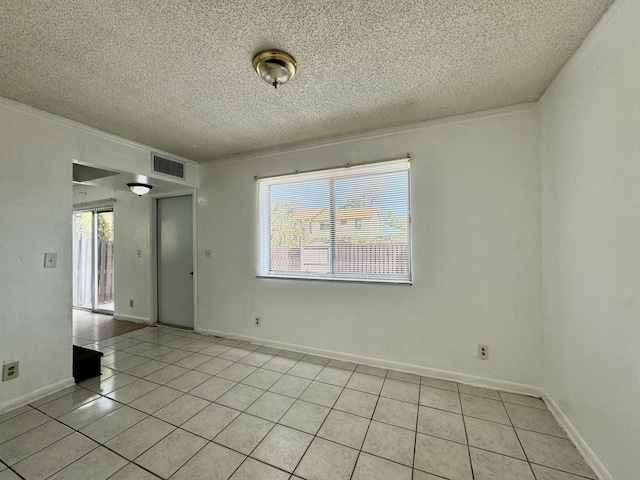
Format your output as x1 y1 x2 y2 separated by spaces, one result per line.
44 253 57 268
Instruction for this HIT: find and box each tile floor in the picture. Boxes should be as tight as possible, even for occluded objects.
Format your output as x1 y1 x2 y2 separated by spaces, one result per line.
73 310 146 345
0 326 597 480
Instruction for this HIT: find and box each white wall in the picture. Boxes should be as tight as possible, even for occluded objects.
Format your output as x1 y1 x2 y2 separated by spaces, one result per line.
197 106 544 387
0 98 197 411
73 185 153 323
0 103 74 409
540 1 640 479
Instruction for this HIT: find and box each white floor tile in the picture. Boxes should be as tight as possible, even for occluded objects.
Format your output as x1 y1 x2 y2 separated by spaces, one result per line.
470 447 535 480
414 433 473 480
294 437 358 480
171 442 245 480
317 410 370 449
135 428 207 479
279 400 330 435
214 413 274 454
251 425 313 472
352 452 412 480
0 330 595 480
105 416 175 460
362 421 415 467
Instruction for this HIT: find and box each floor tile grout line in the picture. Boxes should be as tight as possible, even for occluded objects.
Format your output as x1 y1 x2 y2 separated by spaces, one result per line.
25 397 155 468
24 324 561 480
223 364 357 477
103 331 460 402
12 398 425 480
25 380 558 479
16 424 103 479
457 381 476 480
30 392 184 475
500 388 540 478
0 457 27 480
239 377 309 476
33 394 181 480
148 434 210 480
326 368 364 480
528 461 597 480
411 378 422 480
104 345 481 407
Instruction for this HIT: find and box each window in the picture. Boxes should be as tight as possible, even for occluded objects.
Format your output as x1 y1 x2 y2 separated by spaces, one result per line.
257 159 411 283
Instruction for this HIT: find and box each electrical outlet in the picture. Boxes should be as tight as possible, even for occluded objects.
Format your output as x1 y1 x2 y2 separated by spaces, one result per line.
44 253 57 268
204 249 212 259
478 344 489 360
2 360 19 381
136 250 142 258
255 317 261 327
129 299 134 308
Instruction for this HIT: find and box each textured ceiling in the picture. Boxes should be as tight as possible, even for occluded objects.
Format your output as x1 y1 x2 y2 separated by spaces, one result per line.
0 0 613 163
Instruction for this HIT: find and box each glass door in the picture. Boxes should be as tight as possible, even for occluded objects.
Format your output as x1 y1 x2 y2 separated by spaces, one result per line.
72 209 114 313
72 211 93 309
96 211 114 312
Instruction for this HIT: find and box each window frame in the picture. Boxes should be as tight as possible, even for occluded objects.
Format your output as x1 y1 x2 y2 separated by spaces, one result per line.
257 158 412 285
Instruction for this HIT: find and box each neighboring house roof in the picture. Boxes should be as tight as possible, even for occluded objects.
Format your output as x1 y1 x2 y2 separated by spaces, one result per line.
293 207 382 222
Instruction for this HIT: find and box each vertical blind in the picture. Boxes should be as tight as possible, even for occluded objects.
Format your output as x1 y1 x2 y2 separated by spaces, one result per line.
257 159 411 283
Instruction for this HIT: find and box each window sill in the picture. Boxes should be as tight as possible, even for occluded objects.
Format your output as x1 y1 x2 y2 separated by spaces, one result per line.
256 274 412 286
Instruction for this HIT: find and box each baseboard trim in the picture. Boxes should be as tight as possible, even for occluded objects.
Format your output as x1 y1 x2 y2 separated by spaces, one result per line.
113 314 152 325
196 328 543 398
542 392 612 480
0 377 76 414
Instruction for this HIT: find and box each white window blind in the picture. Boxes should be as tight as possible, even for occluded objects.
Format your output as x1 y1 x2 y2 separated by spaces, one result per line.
257 159 411 283
73 199 116 213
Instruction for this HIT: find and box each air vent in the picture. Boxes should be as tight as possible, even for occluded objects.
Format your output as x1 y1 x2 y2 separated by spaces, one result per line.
152 154 185 179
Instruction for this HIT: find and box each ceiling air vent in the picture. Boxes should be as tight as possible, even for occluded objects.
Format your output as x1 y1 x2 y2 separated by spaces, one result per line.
152 154 185 179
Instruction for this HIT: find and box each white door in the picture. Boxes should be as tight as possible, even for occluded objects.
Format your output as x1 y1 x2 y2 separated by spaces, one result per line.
157 195 194 328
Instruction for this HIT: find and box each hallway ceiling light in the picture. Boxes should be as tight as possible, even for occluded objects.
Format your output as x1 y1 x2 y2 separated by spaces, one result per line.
252 50 297 88
127 183 153 196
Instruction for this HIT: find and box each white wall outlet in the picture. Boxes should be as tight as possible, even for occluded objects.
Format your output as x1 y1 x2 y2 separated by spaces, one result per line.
2 359 19 381
44 253 57 268
136 250 143 258
129 299 134 308
204 249 212 259
478 344 489 360
255 317 261 327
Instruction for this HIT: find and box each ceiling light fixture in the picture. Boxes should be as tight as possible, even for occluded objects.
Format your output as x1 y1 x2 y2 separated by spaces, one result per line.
127 183 153 196
252 50 297 89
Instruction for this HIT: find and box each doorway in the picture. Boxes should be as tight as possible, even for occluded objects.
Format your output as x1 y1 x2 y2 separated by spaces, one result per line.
157 195 194 328
72 208 115 313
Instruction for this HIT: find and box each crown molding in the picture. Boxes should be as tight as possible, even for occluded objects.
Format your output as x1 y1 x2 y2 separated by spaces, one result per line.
1 96 538 170
0 96 200 167
203 102 538 168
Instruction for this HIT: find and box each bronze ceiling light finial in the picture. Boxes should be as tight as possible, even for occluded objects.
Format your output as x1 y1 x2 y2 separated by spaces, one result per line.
252 50 297 88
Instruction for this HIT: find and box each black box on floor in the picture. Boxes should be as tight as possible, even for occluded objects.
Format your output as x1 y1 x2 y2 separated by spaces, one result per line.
72 345 103 383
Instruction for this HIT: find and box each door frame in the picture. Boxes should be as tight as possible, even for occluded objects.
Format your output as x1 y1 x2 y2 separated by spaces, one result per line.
72 207 115 315
151 189 198 329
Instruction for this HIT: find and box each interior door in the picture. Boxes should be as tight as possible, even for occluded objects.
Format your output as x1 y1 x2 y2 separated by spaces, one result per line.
157 195 194 328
